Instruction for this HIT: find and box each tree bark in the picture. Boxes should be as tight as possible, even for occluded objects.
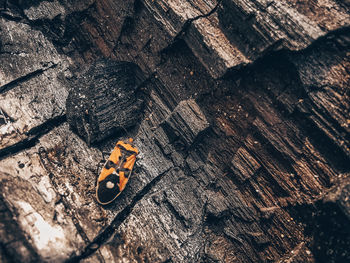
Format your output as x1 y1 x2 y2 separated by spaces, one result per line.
0 0 349 262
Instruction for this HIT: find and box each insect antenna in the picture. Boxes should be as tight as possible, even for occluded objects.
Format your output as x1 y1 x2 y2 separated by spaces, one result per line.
119 126 134 143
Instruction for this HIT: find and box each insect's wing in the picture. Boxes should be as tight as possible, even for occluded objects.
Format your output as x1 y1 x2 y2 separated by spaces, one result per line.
109 145 122 164
96 170 120 205
118 154 137 191
97 146 121 182
96 146 122 205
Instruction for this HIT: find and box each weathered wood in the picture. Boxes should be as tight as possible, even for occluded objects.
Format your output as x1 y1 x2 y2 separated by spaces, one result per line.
66 59 145 144
0 16 68 157
0 0 349 262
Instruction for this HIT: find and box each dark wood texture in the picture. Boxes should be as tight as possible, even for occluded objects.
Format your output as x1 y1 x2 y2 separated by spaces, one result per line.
0 0 349 262
66 59 145 144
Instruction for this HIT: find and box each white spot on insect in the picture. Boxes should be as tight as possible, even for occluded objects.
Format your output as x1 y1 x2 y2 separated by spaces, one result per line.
106 181 115 189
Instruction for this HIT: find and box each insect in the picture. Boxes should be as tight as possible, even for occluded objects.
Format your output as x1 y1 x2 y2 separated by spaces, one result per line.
96 138 139 205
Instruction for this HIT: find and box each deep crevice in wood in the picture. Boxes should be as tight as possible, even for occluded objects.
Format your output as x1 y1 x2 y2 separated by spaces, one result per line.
0 115 66 160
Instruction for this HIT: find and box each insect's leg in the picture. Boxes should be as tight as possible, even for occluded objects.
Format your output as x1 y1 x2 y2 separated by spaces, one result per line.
98 148 123 174
99 151 112 164
96 162 103 177
103 152 113 164
96 151 109 176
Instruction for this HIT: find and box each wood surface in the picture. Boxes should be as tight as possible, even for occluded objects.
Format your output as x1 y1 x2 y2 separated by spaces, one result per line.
0 0 349 262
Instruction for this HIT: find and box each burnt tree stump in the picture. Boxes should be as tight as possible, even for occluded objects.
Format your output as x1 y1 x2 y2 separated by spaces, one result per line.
66 59 145 144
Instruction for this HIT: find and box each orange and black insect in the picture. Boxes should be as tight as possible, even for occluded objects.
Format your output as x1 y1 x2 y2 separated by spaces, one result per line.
96 138 139 205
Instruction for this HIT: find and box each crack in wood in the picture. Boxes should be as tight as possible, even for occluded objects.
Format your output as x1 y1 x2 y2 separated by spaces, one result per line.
159 0 223 56
0 115 66 160
0 63 58 94
65 166 175 262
